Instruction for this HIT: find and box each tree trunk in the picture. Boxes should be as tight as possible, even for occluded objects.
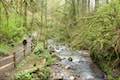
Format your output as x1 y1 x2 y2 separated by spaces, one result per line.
1 0 9 28
24 1 27 30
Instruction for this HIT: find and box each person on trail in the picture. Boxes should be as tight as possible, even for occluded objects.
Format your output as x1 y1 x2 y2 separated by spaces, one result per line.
23 39 27 46
23 39 27 57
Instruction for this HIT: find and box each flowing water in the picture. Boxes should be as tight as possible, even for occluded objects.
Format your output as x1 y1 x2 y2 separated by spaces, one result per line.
47 39 106 80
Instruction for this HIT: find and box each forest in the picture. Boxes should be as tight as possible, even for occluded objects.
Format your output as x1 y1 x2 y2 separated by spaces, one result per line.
0 0 120 80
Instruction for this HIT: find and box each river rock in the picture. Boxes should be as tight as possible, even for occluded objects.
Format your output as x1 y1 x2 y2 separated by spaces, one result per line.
65 65 71 69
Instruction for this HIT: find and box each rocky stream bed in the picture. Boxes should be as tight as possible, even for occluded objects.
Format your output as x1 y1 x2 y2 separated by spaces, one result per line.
47 39 107 80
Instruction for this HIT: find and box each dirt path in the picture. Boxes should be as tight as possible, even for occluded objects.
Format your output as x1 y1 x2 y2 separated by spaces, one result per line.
16 53 45 72
0 37 33 80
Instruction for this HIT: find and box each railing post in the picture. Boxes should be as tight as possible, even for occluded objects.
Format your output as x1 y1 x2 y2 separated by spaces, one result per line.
31 41 32 52
30 36 33 52
23 47 25 57
13 52 16 68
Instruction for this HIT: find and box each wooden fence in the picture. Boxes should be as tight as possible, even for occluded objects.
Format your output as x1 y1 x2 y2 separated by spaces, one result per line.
0 38 33 73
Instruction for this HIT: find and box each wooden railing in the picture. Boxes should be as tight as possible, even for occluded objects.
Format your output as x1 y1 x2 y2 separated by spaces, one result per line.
0 38 33 73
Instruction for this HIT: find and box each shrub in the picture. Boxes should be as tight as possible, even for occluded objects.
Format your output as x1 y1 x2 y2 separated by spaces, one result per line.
15 72 33 80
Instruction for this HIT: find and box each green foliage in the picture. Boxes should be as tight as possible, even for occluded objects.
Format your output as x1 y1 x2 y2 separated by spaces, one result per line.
76 1 120 79
34 42 44 56
0 13 25 43
34 42 55 66
0 0 38 54
15 72 33 80
15 42 51 80
15 67 51 80
42 50 55 66
50 0 120 62
0 43 11 56
32 67 50 80
100 63 120 80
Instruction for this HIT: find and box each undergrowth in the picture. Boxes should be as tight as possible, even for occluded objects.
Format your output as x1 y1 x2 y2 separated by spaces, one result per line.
15 42 53 80
15 67 50 80
34 42 55 66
